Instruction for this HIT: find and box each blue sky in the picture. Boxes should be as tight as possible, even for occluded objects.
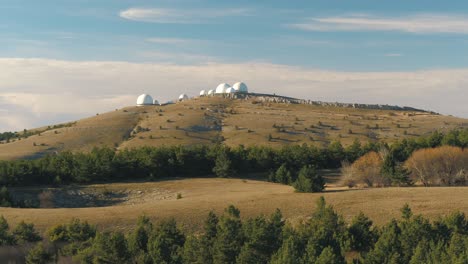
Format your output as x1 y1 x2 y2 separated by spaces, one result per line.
1 0 468 131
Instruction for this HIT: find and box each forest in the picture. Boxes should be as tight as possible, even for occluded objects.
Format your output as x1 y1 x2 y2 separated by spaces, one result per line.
0 197 467 263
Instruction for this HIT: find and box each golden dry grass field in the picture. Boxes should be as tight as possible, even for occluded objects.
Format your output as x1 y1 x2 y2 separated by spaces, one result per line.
1 178 467 234
1 96 467 160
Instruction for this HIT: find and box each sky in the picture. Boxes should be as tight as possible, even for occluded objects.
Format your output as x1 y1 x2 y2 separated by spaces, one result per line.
1 0 468 132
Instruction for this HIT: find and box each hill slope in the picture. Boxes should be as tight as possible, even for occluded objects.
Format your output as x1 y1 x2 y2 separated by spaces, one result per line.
1 95 467 160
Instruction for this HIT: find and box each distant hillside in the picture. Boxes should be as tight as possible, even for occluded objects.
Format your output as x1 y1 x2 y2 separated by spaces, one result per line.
1 95 467 160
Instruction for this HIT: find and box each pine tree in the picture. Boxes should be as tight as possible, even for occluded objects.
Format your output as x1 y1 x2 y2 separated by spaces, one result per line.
348 212 376 252
315 246 342 264
0 216 13 245
25 242 55 264
293 165 324 192
148 218 185 264
12 221 41 244
270 237 301 264
213 205 244 264
213 149 234 178
274 164 293 184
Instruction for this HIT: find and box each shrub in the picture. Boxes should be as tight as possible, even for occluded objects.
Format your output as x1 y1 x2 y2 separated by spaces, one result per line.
348 151 387 187
405 146 467 186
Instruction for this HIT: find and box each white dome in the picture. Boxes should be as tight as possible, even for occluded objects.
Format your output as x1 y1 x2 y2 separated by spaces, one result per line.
153 99 159 105
179 94 189 101
200 90 206 96
233 82 248 93
137 94 154 106
207 89 215 95
215 83 230 94
226 87 236 94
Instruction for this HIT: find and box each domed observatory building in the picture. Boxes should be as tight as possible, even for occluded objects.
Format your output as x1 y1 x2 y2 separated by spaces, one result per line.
225 87 237 94
153 99 160 105
200 90 206 97
137 94 154 106
179 94 189 101
207 89 215 96
233 82 248 93
215 83 231 94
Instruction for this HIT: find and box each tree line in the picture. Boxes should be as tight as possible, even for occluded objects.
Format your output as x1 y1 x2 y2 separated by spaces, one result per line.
0 129 466 190
1 197 467 263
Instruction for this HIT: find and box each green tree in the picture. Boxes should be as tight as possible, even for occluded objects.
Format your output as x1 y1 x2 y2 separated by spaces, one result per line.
237 212 284 264
75 231 131 263
348 212 377 252
270 236 301 264
148 218 185 264
293 165 324 192
0 215 14 245
12 221 41 243
0 186 12 207
128 215 153 255
26 242 55 264
273 164 293 184
363 220 403 264
315 246 342 264
213 148 234 178
213 205 244 264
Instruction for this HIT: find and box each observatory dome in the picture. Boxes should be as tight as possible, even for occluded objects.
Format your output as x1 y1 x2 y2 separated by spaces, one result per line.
137 94 154 106
215 83 231 94
233 82 248 93
225 87 236 94
179 94 189 101
153 99 159 105
207 89 215 95
200 90 206 96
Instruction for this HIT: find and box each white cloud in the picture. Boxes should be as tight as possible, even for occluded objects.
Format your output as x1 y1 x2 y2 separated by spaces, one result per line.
290 14 468 34
0 58 467 131
119 7 252 23
384 53 403 57
146 38 195 45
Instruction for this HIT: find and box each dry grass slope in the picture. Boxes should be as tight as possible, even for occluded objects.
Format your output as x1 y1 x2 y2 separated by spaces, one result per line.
1 96 467 160
1 178 467 233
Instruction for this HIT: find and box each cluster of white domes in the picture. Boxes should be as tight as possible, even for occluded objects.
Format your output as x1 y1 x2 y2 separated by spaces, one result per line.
200 82 249 97
136 81 249 106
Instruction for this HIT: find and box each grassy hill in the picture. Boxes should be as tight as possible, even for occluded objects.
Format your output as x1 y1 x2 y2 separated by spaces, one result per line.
2 178 468 233
1 95 467 160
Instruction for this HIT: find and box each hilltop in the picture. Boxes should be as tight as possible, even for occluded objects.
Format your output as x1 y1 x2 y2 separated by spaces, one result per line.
1 94 467 160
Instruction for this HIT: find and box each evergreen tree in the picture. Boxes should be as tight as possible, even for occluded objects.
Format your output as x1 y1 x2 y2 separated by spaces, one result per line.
270 236 301 264
363 220 403 264
148 218 185 264
293 165 324 193
0 186 12 207
300 197 347 263
0 215 14 245
348 212 377 252
12 221 41 243
213 148 234 178
128 215 153 255
25 242 55 264
273 164 293 184
315 246 343 264
213 205 244 264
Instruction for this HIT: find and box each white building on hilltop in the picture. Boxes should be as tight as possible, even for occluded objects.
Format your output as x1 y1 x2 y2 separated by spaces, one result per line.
200 90 206 96
215 83 231 94
179 94 189 101
233 82 248 93
137 94 154 106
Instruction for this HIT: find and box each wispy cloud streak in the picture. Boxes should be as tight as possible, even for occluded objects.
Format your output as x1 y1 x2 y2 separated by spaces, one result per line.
119 7 252 23
290 14 468 34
